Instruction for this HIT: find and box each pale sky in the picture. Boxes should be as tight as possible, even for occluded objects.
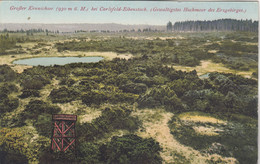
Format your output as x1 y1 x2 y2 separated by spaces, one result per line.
0 1 258 25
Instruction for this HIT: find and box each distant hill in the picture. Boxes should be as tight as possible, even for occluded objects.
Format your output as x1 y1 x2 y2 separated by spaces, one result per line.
173 19 258 32
0 23 165 32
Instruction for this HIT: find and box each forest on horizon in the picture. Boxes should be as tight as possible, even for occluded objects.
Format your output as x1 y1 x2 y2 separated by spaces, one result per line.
168 19 258 32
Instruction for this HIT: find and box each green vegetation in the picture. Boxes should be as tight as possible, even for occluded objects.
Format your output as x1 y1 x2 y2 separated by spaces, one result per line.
0 67 19 114
100 134 162 164
0 34 19 55
169 112 257 164
55 32 258 72
0 127 49 163
49 87 79 103
0 31 257 163
0 93 19 114
173 19 258 32
77 105 140 141
77 134 162 164
0 65 18 82
20 67 52 90
76 134 162 164
22 100 60 118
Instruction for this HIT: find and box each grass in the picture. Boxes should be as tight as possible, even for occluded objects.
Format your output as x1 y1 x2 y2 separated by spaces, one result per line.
131 108 164 123
77 109 102 124
177 111 257 126
172 60 254 78
177 111 227 124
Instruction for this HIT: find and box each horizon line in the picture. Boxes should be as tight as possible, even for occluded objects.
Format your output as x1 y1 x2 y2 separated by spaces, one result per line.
0 18 258 26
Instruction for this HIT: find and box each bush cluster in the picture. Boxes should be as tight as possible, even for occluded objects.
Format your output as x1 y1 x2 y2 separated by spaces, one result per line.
78 106 140 141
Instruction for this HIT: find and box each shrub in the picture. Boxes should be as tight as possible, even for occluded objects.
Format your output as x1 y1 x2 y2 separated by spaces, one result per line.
0 83 18 94
20 75 50 90
78 106 140 141
81 87 137 106
182 89 226 113
138 86 183 111
49 87 79 103
167 78 203 97
34 114 52 137
0 94 19 114
120 82 148 94
100 134 162 164
21 100 60 120
0 65 17 82
0 151 28 164
81 90 107 106
0 127 48 163
19 89 40 98
77 142 101 163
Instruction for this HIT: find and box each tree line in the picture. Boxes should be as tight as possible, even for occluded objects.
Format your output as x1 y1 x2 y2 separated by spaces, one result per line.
171 19 258 32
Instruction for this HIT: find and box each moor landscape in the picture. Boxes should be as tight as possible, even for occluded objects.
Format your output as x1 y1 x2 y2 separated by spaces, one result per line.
0 19 258 164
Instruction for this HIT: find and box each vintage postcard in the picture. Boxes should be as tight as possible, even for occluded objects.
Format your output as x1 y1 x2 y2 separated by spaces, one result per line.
0 1 258 164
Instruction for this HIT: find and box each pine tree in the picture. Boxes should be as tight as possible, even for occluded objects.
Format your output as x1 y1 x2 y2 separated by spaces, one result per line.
167 21 173 32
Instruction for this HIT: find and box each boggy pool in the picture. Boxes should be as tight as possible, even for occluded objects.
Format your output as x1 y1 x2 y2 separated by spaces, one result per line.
13 56 104 66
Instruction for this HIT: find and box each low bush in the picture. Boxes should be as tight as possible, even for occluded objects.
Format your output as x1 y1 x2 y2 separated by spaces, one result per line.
78 106 140 141
77 142 101 163
0 83 18 94
34 114 52 137
138 86 183 111
81 87 137 106
19 89 40 98
49 86 79 103
0 65 17 82
100 134 162 164
0 94 19 114
21 100 61 120
20 75 50 90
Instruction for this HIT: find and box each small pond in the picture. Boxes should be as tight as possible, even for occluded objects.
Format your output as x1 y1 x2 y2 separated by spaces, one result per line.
13 56 104 66
199 73 210 79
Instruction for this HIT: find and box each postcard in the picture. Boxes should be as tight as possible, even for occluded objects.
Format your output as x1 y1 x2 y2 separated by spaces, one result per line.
0 1 258 164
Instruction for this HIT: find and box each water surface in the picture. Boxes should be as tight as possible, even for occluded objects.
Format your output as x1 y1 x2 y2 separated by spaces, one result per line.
199 73 210 79
13 56 104 66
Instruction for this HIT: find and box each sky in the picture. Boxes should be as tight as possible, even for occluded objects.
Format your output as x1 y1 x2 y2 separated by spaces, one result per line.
0 1 258 25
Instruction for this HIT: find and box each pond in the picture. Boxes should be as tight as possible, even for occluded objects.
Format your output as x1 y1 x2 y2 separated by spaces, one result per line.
199 73 210 79
13 56 104 66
